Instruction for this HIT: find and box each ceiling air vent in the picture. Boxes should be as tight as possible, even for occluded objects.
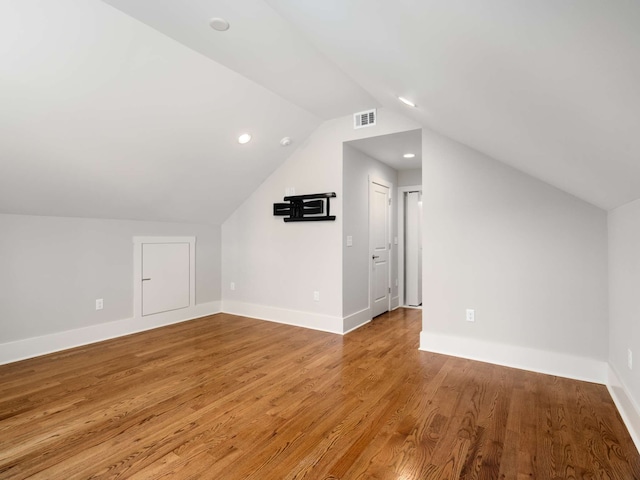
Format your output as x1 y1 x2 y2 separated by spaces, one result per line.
354 109 376 129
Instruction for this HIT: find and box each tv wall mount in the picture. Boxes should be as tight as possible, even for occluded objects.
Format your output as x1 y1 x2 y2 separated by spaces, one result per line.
273 192 336 222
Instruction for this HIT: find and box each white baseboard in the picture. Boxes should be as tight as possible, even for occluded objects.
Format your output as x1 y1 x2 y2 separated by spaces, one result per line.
343 308 371 334
607 365 640 455
222 300 343 334
390 295 400 310
0 301 221 366
419 331 607 384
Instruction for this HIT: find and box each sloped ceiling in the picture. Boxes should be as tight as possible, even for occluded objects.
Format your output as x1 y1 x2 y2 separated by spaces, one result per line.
2 0 640 225
0 0 321 224
266 0 640 210
102 0 377 120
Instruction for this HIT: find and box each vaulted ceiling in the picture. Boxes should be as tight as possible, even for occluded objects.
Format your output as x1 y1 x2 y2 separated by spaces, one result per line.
0 0 321 225
265 0 640 210
2 0 639 225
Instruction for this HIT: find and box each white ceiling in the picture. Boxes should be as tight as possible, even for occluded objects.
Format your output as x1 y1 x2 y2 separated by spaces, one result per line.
347 129 422 171
102 0 377 120
265 0 640 210
0 0 320 224
2 0 640 225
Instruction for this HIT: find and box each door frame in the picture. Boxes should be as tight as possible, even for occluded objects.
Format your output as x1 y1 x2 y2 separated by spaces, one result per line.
369 176 393 317
133 236 196 319
398 185 422 308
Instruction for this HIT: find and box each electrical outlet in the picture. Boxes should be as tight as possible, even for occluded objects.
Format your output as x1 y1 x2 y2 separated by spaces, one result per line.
466 309 475 322
230 282 235 291
313 291 320 302
95 299 103 310
346 236 353 247
628 349 633 370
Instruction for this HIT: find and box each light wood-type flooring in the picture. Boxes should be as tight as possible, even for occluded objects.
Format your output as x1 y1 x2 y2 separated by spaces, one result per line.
1 308 639 479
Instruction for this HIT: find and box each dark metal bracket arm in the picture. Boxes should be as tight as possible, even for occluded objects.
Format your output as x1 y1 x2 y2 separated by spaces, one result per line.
273 192 336 222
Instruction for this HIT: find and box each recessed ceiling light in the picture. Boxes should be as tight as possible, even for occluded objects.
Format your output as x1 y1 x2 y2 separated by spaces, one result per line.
280 137 292 146
238 133 251 144
398 96 417 108
209 17 230 31
403 153 416 158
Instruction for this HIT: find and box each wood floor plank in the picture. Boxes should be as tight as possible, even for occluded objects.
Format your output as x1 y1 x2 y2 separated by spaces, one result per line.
1 309 639 479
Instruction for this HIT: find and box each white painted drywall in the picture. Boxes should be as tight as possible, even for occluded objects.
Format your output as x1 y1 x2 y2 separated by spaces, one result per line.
268 0 640 211
0 0 319 226
398 169 422 187
221 108 420 331
342 144 398 318
608 200 640 415
421 128 608 361
0 214 221 343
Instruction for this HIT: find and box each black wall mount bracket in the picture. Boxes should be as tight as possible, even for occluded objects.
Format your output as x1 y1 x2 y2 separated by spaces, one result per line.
273 192 336 222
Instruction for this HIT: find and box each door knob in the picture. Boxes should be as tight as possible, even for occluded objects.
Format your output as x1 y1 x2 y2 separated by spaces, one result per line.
142 278 151 281
372 255 380 259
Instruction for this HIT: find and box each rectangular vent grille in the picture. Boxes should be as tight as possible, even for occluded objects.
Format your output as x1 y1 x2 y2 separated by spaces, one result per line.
354 109 377 129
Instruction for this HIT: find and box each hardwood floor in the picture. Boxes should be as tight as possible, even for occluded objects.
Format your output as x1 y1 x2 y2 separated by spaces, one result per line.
0 308 638 479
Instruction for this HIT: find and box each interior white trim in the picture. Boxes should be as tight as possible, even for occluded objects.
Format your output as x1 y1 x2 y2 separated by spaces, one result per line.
0 301 222 366
133 236 196 319
397 185 422 308
343 307 372 333
390 295 400 310
222 300 343 334
607 365 640 454
419 331 607 384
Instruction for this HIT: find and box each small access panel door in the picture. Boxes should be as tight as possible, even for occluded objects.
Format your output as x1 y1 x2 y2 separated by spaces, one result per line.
141 242 190 316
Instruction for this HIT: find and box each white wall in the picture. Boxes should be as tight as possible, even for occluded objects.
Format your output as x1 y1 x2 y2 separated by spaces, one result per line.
398 168 422 187
608 200 640 445
0 214 221 346
420 128 609 383
221 108 420 333
342 144 399 322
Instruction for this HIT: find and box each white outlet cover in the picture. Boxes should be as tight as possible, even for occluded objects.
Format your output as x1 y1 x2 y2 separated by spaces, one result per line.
230 282 235 291
346 236 353 247
466 309 475 322
95 299 104 310
313 291 320 301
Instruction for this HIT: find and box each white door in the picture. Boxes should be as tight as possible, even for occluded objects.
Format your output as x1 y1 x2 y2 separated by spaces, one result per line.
142 243 190 316
370 181 390 317
405 191 423 306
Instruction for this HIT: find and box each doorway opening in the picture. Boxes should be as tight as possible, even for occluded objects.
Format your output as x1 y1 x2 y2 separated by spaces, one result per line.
398 188 423 308
342 128 422 328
